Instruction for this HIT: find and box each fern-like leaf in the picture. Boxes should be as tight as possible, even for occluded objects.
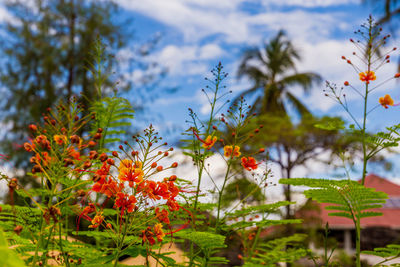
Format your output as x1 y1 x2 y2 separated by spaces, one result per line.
90 96 134 150
280 178 387 222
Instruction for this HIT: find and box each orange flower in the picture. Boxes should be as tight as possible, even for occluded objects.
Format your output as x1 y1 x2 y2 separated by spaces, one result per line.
89 212 104 228
241 156 258 171
379 94 394 109
359 71 376 83
67 147 81 160
118 159 144 186
23 142 35 152
155 208 170 224
223 145 241 158
35 135 51 150
92 178 123 198
53 135 67 145
202 135 217 150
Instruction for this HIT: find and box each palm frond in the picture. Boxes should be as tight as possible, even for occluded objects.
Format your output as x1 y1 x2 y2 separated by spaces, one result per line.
285 91 311 117
278 72 322 93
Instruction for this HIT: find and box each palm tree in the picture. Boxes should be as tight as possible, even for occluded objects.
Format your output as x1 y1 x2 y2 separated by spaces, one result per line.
236 30 321 117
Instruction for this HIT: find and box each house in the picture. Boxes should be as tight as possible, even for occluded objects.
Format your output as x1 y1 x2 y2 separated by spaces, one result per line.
299 174 400 253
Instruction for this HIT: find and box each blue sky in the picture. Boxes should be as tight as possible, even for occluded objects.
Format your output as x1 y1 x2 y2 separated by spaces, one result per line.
2 0 400 182
113 0 400 180
114 0 376 131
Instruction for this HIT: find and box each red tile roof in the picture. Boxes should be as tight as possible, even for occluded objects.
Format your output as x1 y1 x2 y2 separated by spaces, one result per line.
304 174 400 229
362 174 400 196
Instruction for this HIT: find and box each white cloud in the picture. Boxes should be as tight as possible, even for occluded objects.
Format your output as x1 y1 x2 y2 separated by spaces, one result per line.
155 43 224 75
118 0 355 45
0 5 16 24
264 0 358 8
117 0 249 43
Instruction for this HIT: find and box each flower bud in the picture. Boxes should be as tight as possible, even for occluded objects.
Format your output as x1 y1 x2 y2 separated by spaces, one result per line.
70 135 80 144
14 225 23 235
88 141 97 147
94 133 101 140
89 151 98 159
99 153 108 162
28 124 37 132
83 161 92 169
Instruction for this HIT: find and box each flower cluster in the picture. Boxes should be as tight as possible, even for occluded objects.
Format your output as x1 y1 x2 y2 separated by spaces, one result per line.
81 125 185 246
23 103 99 177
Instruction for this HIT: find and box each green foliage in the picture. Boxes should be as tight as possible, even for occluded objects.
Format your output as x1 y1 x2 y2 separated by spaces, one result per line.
175 230 226 251
314 117 346 130
280 178 387 221
0 0 130 168
243 234 309 267
0 204 41 233
221 177 266 207
0 228 26 267
90 96 135 149
175 230 229 266
226 201 291 218
363 244 400 266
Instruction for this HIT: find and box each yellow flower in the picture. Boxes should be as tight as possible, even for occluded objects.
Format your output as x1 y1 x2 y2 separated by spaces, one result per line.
379 94 394 109
154 223 165 242
89 212 104 228
224 145 241 158
359 71 376 83
202 135 217 150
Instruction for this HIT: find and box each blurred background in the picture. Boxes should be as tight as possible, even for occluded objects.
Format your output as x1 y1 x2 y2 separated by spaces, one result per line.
0 0 400 199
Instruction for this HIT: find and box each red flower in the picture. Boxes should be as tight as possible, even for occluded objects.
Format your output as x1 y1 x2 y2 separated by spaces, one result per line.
141 227 156 245
166 199 180 211
155 208 170 224
241 156 258 171
115 192 136 215
92 178 123 198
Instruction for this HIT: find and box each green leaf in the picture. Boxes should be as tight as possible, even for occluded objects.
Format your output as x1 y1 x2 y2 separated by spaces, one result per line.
0 228 26 267
174 230 226 251
314 118 344 131
280 178 387 222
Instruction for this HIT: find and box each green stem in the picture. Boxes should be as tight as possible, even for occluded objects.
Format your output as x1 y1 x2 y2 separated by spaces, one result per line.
32 215 45 266
114 215 129 267
247 226 262 259
215 163 232 232
361 81 369 185
355 219 361 267
361 20 373 186
59 221 70 267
